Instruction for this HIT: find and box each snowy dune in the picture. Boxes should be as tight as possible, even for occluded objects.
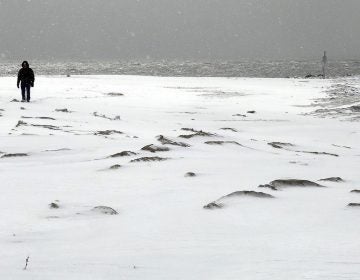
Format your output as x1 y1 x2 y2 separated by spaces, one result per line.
0 75 359 279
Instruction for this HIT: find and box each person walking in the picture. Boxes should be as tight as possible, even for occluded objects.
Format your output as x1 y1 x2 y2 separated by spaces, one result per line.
17 61 35 102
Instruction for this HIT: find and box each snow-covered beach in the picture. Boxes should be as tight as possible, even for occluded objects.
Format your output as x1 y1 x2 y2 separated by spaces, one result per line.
0 75 359 279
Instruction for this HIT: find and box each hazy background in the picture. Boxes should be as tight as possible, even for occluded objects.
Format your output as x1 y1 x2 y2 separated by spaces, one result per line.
0 0 359 61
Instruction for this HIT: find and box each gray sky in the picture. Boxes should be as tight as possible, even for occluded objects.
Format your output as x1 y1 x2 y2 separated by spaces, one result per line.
0 0 359 60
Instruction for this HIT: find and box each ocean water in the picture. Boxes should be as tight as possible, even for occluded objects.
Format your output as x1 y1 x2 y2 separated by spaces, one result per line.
1 60 359 78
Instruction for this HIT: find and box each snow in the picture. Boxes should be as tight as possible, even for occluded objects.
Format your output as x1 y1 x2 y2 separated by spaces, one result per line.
0 75 359 279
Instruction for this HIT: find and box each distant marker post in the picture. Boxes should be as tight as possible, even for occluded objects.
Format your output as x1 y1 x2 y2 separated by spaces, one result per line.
322 51 328 79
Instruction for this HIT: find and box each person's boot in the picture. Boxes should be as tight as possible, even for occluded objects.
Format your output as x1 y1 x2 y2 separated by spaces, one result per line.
21 99 25 102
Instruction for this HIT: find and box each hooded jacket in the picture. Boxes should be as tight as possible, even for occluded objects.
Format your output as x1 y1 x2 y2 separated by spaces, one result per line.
17 61 35 86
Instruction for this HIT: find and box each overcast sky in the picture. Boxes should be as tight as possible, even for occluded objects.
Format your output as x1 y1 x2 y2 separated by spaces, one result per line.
0 0 359 60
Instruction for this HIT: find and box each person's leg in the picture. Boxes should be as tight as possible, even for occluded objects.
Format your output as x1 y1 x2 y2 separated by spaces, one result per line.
21 83 26 101
26 84 31 102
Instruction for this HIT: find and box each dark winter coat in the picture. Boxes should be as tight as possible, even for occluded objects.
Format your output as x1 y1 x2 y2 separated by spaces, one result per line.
17 61 35 87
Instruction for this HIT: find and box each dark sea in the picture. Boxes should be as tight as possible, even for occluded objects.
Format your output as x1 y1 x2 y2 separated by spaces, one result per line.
1 60 359 78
